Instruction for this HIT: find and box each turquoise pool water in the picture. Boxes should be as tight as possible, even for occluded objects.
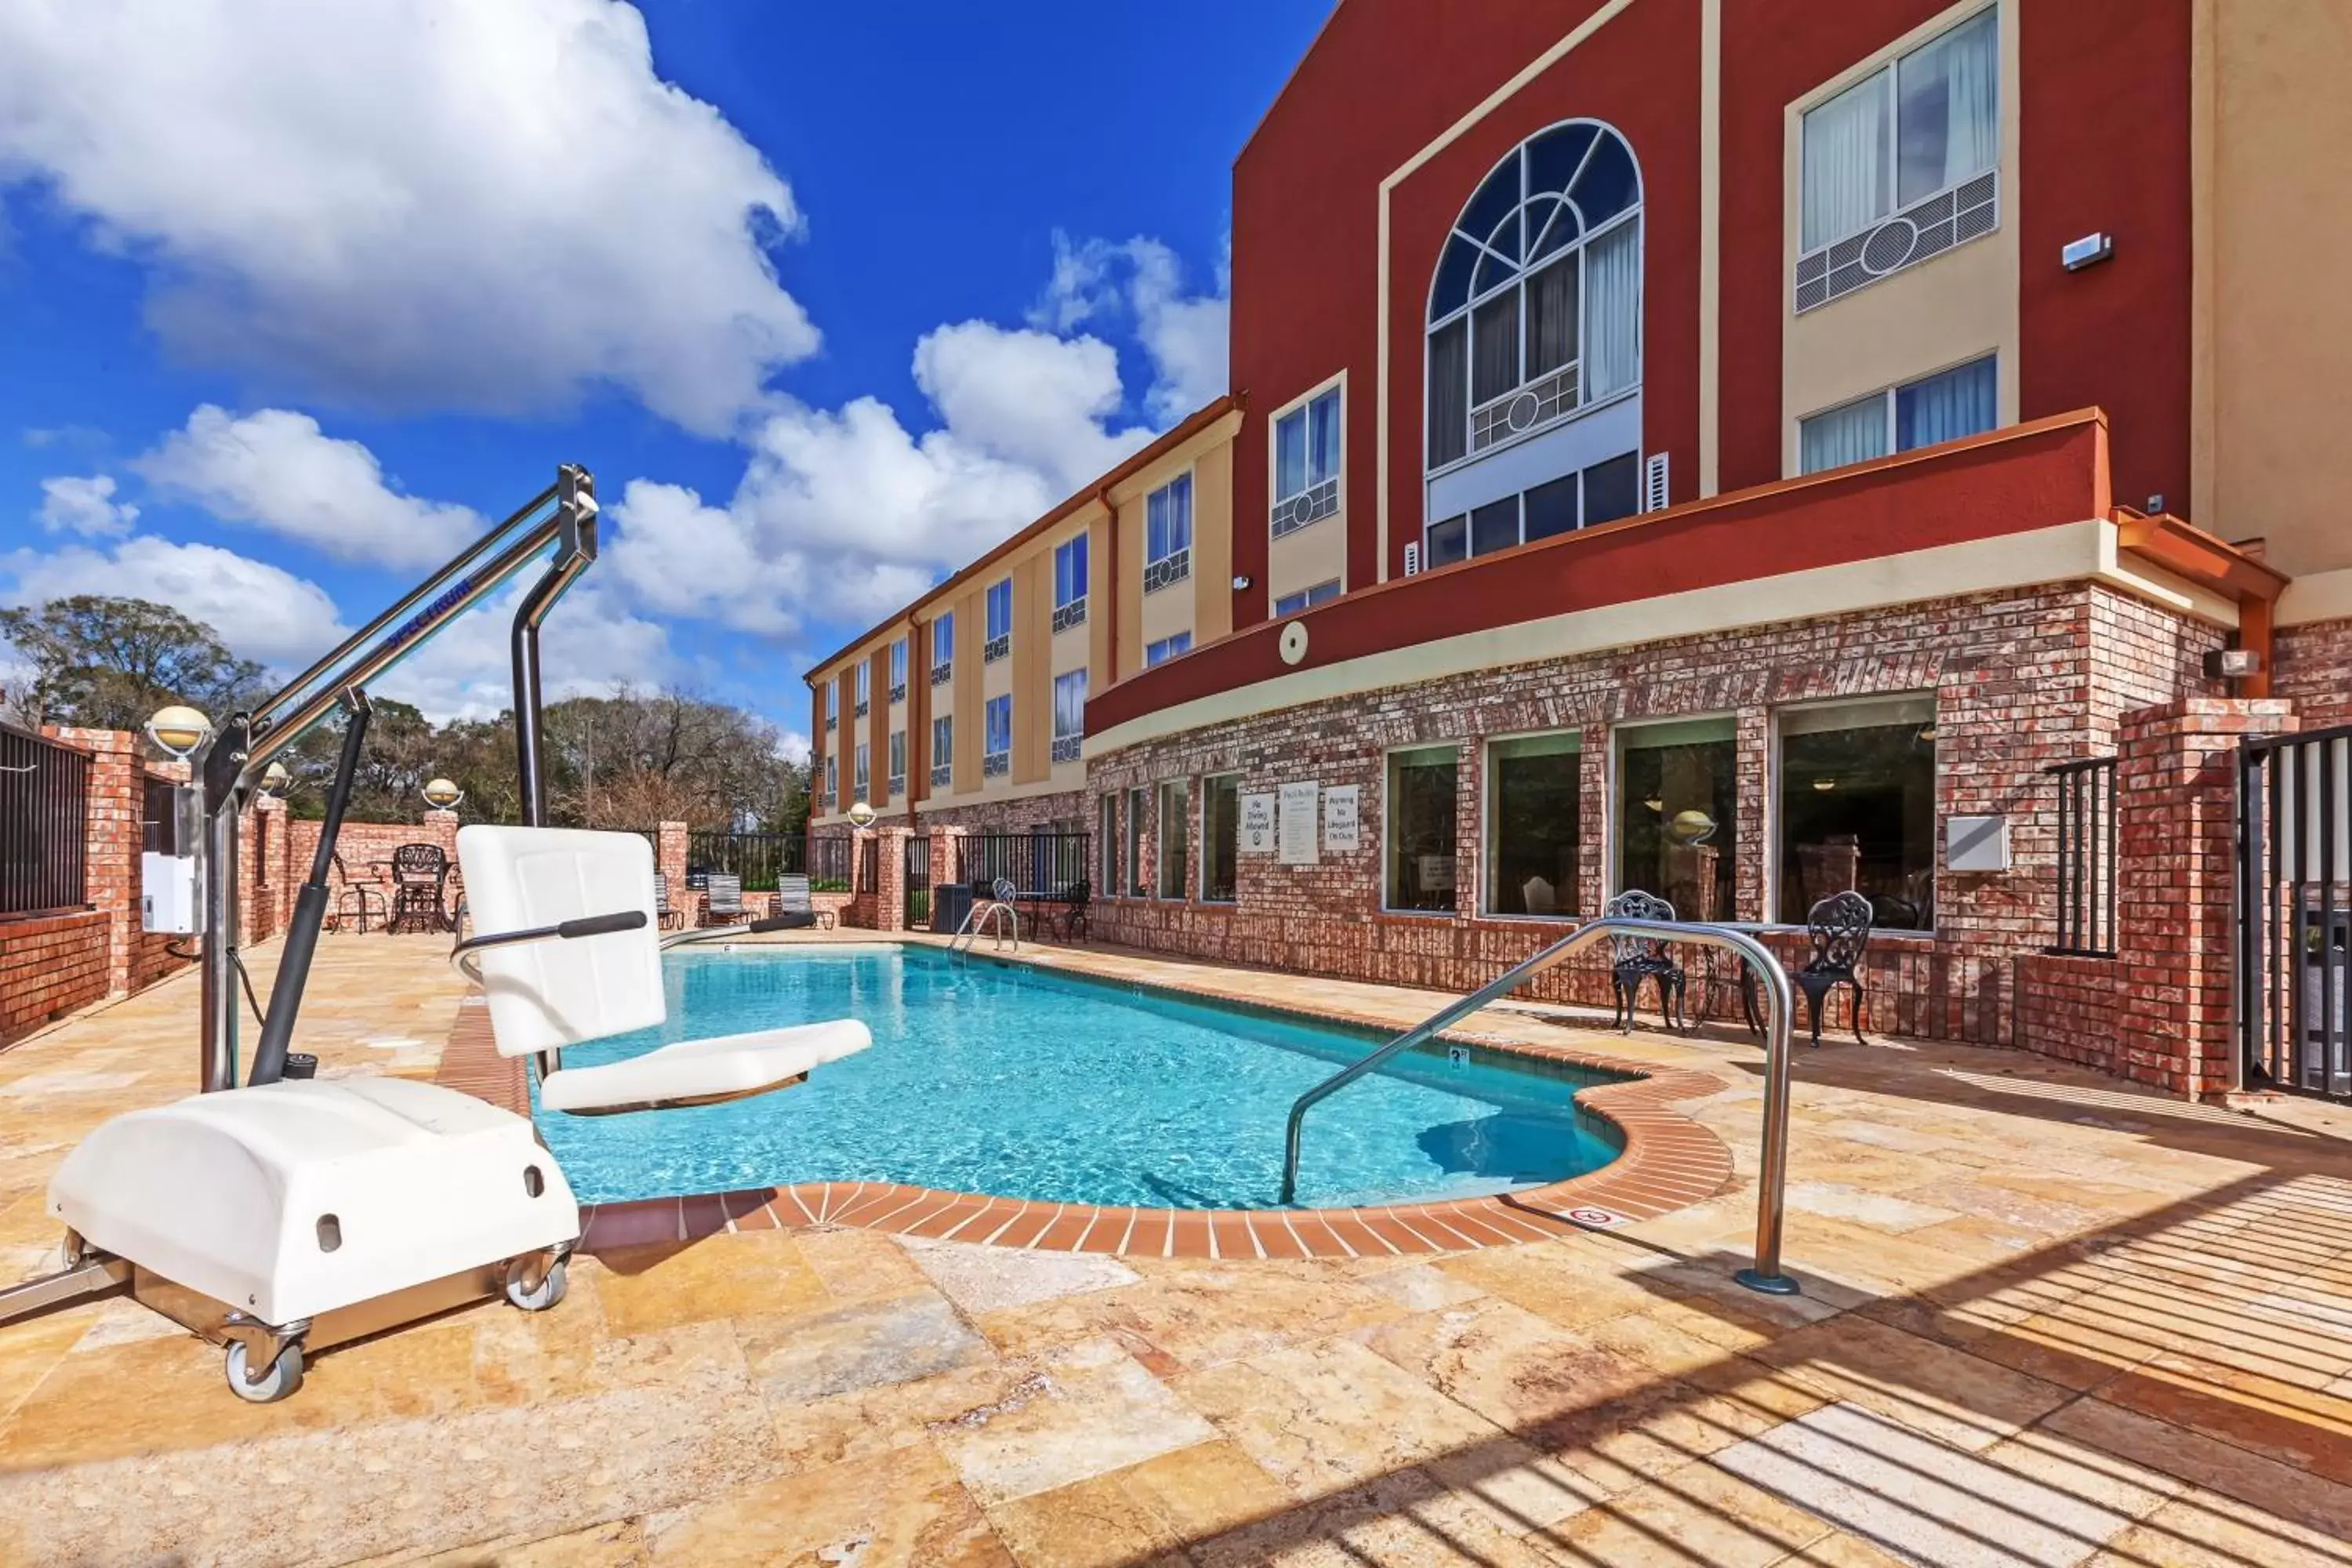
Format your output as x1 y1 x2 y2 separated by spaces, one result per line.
535 946 1624 1210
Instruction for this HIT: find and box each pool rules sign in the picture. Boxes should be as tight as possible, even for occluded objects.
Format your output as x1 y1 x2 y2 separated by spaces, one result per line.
1276 782 1319 865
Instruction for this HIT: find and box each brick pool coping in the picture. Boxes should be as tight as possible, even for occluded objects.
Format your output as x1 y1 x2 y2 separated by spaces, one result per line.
437 945 1737 1259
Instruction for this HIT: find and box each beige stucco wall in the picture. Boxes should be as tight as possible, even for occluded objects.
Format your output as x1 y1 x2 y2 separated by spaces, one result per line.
2194 0 2352 576
1780 0 2020 474
1194 439 1236 644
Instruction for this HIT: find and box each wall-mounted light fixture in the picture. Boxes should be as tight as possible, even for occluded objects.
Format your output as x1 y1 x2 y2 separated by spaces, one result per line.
2061 233 2114 271
1231 574 1253 592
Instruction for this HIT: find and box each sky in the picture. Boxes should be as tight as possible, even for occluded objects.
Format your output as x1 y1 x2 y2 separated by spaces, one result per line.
0 0 1330 755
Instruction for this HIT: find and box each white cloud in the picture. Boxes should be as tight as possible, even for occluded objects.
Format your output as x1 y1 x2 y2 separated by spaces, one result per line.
1033 233 1229 423
36 474 138 537
0 0 815 436
912 322 1152 494
133 406 479 568
372 579 675 720
1 535 345 665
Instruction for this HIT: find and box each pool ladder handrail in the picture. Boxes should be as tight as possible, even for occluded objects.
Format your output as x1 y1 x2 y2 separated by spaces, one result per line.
1278 915 1800 1297
949 898 1019 957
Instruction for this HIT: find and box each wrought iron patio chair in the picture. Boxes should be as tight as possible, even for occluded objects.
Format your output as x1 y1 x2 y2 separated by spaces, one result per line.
1605 889 1685 1033
387 843 452 934
329 851 388 934
1793 890 1874 1047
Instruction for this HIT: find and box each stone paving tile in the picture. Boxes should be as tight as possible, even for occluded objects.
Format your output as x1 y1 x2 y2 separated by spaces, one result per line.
2 931 2351 1565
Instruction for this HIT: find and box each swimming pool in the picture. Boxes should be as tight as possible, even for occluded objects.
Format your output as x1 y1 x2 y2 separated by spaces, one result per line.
535 946 1624 1210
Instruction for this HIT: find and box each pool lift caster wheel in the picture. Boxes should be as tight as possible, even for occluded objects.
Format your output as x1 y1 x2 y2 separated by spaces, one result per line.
222 1318 308 1405
503 1249 569 1312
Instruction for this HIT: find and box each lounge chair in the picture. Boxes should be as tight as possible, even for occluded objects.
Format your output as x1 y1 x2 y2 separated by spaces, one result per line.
767 873 822 931
453 826 870 1116
652 873 682 931
702 872 750 927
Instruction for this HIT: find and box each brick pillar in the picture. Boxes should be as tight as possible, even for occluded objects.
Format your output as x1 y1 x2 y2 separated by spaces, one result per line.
49 728 141 996
1734 706 1770 921
241 793 291 943
655 821 689 891
873 826 908 933
2114 697 2294 1098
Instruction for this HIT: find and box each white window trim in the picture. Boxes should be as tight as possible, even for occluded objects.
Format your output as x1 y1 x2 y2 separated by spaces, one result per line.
1381 739 1463 918
1765 691 1940 934
1606 712 1737 904
1480 727 1585 922
1269 370 1348 543
1793 350 1998 475
1791 1 2002 260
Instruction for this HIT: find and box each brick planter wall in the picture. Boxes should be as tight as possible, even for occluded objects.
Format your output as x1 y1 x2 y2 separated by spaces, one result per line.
0 912 110 1045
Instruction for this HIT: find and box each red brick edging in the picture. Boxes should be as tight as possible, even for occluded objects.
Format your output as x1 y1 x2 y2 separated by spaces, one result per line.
437 958 1735 1260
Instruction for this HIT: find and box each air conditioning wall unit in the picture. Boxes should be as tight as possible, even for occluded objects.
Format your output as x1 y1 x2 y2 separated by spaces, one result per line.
1402 542 1422 577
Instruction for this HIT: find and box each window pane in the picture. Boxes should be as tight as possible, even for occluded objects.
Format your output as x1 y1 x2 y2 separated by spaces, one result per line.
1570 129 1637 225
1169 475 1192 551
1431 234 1478 323
1458 158 1520 254
1472 290 1519 405
1526 252 1579 379
1583 219 1640 400
1052 670 1087 739
1526 196 1577 263
1523 473 1580 541
1896 8 1998 205
1894 356 1997 451
1308 390 1341 487
1386 746 1458 913
1202 775 1239 902
1777 697 1936 928
932 615 953 663
1802 68 1891 249
1615 720 1737 920
1125 786 1147 897
1275 408 1305 502
1486 734 1581 916
1581 452 1640 526
1157 780 1189 898
1526 123 1597 200
1427 319 1469 467
1469 496 1520 557
1099 794 1118 892
1799 394 1890 474
1426 514 1468 568
1305 579 1340 607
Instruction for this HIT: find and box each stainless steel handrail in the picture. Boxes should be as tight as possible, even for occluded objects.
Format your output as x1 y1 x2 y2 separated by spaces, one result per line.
1278 916 1799 1296
949 900 1018 956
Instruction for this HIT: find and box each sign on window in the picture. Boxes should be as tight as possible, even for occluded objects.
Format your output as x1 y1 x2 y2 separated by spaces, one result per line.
1278 782 1320 866
1240 793 1276 855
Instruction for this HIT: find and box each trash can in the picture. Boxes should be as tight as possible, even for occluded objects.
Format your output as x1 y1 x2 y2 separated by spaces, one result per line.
932 882 972 936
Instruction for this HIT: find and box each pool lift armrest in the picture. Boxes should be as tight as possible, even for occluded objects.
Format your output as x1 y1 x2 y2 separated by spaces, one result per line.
451 909 648 985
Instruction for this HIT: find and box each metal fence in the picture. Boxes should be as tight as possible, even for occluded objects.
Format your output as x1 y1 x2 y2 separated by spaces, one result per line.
685 829 803 893
2238 723 2352 1100
2046 756 2118 957
0 723 90 920
956 833 1090 898
904 834 931 927
807 833 852 892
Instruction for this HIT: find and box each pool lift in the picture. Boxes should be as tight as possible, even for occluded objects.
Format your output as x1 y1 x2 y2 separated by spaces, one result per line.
0 465 869 1401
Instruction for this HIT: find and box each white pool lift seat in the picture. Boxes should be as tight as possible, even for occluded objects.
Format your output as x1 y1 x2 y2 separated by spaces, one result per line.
455 826 871 1116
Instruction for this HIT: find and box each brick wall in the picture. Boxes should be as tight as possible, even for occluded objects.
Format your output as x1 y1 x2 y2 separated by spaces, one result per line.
2274 615 2352 731
289 812 460 931
0 912 109 1045
2015 952 2124 1076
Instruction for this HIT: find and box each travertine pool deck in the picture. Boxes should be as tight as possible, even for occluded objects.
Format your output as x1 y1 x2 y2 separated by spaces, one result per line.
2 931 2350 1566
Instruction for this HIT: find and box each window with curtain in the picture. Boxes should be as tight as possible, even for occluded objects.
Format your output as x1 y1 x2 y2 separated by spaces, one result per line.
931 614 953 670
853 742 869 802
1426 122 1642 471
985 577 1012 659
930 716 952 786
1145 632 1192 667
1802 7 1998 254
888 638 906 699
1799 355 1996 474
1125 786 1148 897
1099 793 1119 893
1147 474 1192 565
887 731 906 796
983 695 1011 776
1052 670 1087 744
1272 580 1341 616
1274 387 1341 514
1053 535 1087 612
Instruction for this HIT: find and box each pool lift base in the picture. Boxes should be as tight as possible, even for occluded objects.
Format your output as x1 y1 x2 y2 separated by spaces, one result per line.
0 470 606 1401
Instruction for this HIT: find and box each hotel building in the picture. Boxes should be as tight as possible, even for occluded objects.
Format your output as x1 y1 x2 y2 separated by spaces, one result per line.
810 0 2352 1097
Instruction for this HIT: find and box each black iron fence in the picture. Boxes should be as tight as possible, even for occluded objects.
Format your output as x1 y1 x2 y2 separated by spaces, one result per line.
956 833 1089 898
2046 756 2118 957
0 722 90 920
685 829 803 893
807 833 852 892
2238 723 2352 1100
904 834 931 927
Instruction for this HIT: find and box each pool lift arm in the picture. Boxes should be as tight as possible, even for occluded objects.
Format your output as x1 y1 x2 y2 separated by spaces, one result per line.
0 466 604 1400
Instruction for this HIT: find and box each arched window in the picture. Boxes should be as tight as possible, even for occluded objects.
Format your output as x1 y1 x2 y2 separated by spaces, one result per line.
1426 122 1641 472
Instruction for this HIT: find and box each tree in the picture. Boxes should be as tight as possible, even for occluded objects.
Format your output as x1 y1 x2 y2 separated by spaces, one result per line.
0 596 266 732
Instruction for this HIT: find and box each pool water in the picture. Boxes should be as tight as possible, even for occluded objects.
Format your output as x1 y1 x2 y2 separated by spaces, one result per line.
535 946 1624 1210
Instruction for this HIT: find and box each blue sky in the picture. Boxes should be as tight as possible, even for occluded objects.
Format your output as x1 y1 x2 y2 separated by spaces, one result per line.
0 0 1328 747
